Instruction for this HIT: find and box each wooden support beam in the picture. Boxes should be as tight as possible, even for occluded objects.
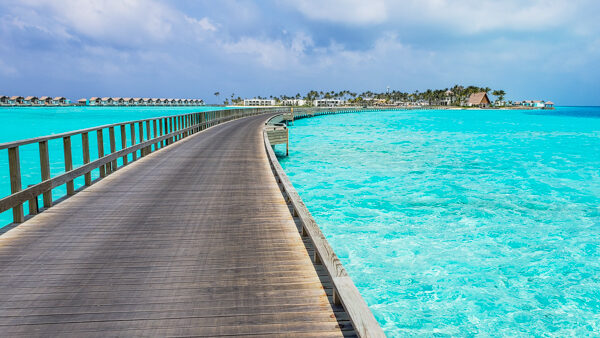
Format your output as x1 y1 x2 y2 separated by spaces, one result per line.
152 119 158 151
130 123 137 160
138 121 145 156
145 120 151 154
39 140 52 207
109 126 117 172
8 147 24 223
63 136 74 195
120 125 128 165
97 130 105 178
81 133 92 186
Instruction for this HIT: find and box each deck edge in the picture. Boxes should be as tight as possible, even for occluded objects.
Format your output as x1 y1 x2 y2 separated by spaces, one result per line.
262 114 386 338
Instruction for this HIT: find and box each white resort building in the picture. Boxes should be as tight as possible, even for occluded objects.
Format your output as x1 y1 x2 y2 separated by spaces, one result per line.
281 99 307 106
244 99 276 106
314 99 342 107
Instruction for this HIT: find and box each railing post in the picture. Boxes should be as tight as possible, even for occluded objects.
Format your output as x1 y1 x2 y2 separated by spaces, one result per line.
130 123 137 160
138 121 145 157
109 126 117 173
161 118 165 147
27 184 38 216
39 140 52 207
145 120 151 154
170 117 175 143
120 125 128 165
81 133 92 186
152 119 158 150
97 129 106 178
8 147 24 223
63 136 74 195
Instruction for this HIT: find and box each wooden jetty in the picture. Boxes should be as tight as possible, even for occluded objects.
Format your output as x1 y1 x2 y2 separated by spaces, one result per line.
0 107 385 337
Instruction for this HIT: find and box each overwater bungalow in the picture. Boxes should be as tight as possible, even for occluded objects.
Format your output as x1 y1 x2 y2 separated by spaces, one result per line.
78 98 87 105
544 101 554 109
158 98 167 105
133 98 142 105
53 97 67 105
532 100 545 108
101 97 113 105
112 97 124 106
123 98 134 105
0 95 8 105
466 92 491 108
40 96 53 105
89 97 101 106
24 96 39 105
9 96 24 105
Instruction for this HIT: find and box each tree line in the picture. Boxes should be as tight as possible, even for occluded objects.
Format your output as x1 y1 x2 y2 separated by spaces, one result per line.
216 85 506 106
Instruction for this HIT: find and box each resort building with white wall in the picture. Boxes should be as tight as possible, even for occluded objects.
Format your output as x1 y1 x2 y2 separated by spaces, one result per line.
314 99 342 107
244 98 276 106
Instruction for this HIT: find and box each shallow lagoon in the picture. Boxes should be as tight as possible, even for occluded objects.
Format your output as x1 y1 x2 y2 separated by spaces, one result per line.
277 107 600 336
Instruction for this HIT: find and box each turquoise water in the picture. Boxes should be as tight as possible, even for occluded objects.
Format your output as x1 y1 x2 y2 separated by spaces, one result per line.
0 106 226 226
277 107 600 336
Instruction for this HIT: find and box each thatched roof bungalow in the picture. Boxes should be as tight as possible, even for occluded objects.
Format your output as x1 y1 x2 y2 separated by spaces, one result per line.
467 92 491 108
133 98 142 105
39 96 53 105
53 97 67 105
0 95 8 105
123 97 134 105
9 96 24 105
101 97 113 105
544 101 554 109
24 96 39 105
112 97 124 105
89 97 101 105
142 98 151 105
78 98 87 105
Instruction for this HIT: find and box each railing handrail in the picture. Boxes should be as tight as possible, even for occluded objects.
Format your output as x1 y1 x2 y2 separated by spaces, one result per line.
2 107 287 225
0 108 244 150
0 117 226 214
263 112 385 338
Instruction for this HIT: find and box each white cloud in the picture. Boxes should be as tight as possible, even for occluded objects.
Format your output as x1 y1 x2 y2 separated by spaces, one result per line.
5 0 218 46
285 0 388 24
186 16 217 33
283 0 579 33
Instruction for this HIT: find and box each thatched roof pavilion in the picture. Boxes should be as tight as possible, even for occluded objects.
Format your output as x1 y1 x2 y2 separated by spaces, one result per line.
467 92 491 108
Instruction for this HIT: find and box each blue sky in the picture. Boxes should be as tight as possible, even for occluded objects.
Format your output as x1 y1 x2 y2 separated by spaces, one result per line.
1 0 599 105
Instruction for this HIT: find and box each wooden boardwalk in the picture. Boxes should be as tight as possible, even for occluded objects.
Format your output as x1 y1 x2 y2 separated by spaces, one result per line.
0 115 358 337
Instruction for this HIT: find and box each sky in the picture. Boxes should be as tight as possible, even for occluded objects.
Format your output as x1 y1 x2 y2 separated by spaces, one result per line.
1 0 599 105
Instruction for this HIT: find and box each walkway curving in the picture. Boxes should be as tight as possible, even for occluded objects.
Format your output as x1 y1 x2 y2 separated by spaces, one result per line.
0 115 355 337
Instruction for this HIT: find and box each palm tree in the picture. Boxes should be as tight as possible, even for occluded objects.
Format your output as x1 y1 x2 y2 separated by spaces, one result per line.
492 90 506 102
214 92 220 103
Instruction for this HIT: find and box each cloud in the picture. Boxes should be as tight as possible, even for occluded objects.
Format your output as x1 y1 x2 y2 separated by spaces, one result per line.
283 0 578 33
4 0 217 47
285 0 388 25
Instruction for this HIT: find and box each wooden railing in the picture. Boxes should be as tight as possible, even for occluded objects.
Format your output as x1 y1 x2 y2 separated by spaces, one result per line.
0 107 285 224
263 112 386 338
283 106 408 123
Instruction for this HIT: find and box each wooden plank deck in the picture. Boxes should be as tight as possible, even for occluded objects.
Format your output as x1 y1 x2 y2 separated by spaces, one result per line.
0 115 355 337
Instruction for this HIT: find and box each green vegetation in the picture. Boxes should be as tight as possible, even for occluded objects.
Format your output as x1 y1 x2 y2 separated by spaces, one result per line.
224 85 507 106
